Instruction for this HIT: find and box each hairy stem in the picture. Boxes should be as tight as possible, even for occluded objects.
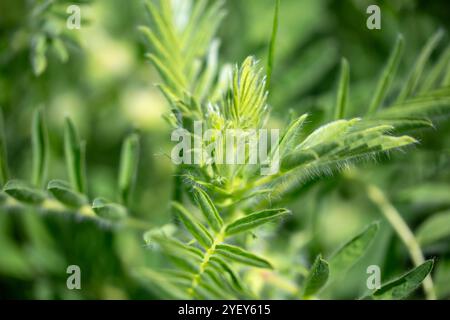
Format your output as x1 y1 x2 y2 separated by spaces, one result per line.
366 184 436 300
7 199 151 232
187 228 225 297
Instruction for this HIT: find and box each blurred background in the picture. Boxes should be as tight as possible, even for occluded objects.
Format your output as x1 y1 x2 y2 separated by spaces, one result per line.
0 0 449 299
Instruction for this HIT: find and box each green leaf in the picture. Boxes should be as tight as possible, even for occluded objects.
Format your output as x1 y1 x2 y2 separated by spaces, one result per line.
225 208 290 235
92 198 127 221
281 141 340 172
381 93 450 118
202 269 237 299
367 35 404 115
416 210 450 246
47 180 88 209
420 46 450 93
193 279 231 299
141 0 225 109
397 183 450 206
397 29 444 103
31 34 47 76
3 180 46 204
194 39 220 103
179 0 209 47
118 133 140 205
209 256 245 292
297 119 359 150
224 56 268 128
371 260 434 300
181 0 225 75
52 38 69 63
277 113 308 158
329 222 379 279
148 233 203 263
133 268 191 300
193 269 236 299
265 0 279 93
444 58 450 86
281 150 317 171
143 224 177 244
171 201 213 249
0 191 7 205
334 58 350 120
155 239 202 274
339 125 393 150
302 255 329 298
359 118 433 133
31 109 48 188
215 244 272 269
64 118 87 193
146 53 185 92
372 135 417 151
138 25 177 76
192 186 223 233
0 108 9 186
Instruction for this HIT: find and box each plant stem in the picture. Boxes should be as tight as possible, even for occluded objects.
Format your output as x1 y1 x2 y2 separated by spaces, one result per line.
265 0 280 94
366 184 436 300
124 217 153 231
187 228 225 297
12 200 152 232
260 270 299 296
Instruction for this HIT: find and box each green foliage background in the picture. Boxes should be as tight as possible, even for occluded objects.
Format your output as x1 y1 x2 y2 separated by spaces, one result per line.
0 0 449 299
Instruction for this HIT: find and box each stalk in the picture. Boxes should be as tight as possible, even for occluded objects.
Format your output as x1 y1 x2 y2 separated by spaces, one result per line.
366 184 436 300
188 227 226 297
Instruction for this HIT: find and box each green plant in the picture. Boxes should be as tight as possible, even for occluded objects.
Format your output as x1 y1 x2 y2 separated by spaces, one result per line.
134 0 450 299
1 0 449 300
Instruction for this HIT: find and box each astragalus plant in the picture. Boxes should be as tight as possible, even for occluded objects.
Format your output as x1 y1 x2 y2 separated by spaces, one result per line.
135 0 450 299
1 0 449 300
